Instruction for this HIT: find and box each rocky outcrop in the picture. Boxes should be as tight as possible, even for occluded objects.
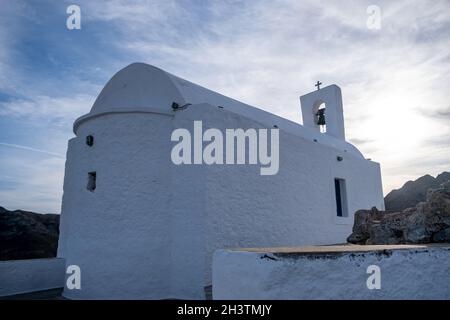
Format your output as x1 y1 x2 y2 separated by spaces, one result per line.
0 207 60 261
348 181 450 245
384 171 450 211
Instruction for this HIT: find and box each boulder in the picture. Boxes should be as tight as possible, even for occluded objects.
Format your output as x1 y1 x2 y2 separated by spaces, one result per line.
348 181 450 244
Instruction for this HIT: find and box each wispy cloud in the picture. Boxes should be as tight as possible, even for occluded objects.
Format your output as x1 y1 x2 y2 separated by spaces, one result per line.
0 142 64 158
86 0 450 192
0 0 449 211
0 94 94 128
0 155 64 213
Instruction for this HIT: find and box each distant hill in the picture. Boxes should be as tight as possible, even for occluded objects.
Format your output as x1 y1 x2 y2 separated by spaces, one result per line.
384 171 450 211
0 206 59 261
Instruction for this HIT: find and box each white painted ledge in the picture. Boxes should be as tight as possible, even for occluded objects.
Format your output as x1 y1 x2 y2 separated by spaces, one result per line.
212 244 450 300
0 258 65 297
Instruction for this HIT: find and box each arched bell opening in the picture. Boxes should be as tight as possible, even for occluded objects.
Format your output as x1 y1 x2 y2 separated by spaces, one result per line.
313 101 327 133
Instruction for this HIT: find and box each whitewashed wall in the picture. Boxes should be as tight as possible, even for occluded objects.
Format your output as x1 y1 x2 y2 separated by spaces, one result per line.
213 246 450 299
58 113 174 299
172 104 384 294
0 258 65 297
58 103 384 299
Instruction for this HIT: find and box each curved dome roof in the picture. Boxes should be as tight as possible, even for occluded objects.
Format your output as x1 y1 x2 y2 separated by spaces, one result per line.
89 63 185 115
74 62 364 158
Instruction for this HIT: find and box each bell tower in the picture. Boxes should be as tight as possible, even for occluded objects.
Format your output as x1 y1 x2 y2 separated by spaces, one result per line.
300 84 346 140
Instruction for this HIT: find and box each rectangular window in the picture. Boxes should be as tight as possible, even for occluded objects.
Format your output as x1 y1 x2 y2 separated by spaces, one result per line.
87 171 96 192
334 178 348 217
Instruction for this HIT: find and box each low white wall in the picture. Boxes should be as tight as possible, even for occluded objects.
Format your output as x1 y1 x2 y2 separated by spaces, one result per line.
213 245 450 300
0 258 65 297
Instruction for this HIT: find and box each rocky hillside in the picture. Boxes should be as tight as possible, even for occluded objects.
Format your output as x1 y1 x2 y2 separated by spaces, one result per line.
348 181 450 244
0 207 60 261
384 172 450 211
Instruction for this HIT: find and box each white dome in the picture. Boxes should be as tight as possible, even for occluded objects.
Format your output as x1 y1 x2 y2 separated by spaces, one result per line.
90 63 185 115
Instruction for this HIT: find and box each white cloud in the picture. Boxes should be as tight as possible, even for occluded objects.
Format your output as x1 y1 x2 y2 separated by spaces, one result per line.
0 142 64 158
0 149 65 213
1 0 449 213
101 0 450 192
0 94 94 129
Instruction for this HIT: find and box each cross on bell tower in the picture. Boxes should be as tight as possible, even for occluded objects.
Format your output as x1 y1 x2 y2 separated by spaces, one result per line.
315 81 322 90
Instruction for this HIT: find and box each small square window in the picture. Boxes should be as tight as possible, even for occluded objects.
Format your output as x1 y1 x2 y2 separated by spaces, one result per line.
87 172 96 192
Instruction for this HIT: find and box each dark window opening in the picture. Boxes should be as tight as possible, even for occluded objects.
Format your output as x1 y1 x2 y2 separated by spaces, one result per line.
87 172 96 192
334 178 348 217
86 135 94 147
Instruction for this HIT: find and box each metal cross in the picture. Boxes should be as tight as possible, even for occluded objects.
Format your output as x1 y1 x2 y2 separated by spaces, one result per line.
315 81 322 91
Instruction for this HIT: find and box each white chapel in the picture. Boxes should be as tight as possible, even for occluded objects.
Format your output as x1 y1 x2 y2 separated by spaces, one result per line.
57 63 384 299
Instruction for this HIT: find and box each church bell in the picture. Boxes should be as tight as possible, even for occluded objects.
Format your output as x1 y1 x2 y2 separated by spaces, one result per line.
316 108 326 126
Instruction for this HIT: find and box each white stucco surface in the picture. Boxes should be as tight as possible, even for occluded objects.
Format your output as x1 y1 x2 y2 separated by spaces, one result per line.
58 63 385 299
0 258 65 297
213 245 450 299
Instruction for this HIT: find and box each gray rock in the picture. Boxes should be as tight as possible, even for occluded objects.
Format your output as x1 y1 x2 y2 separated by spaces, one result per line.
348 181 450 245
432 228 450 242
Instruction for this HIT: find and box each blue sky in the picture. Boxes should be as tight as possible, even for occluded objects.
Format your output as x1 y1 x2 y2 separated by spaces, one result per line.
0 0 449 213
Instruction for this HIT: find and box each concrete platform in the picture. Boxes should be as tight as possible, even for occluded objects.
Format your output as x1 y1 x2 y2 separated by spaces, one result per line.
231 244 448 254
213 244 450 300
